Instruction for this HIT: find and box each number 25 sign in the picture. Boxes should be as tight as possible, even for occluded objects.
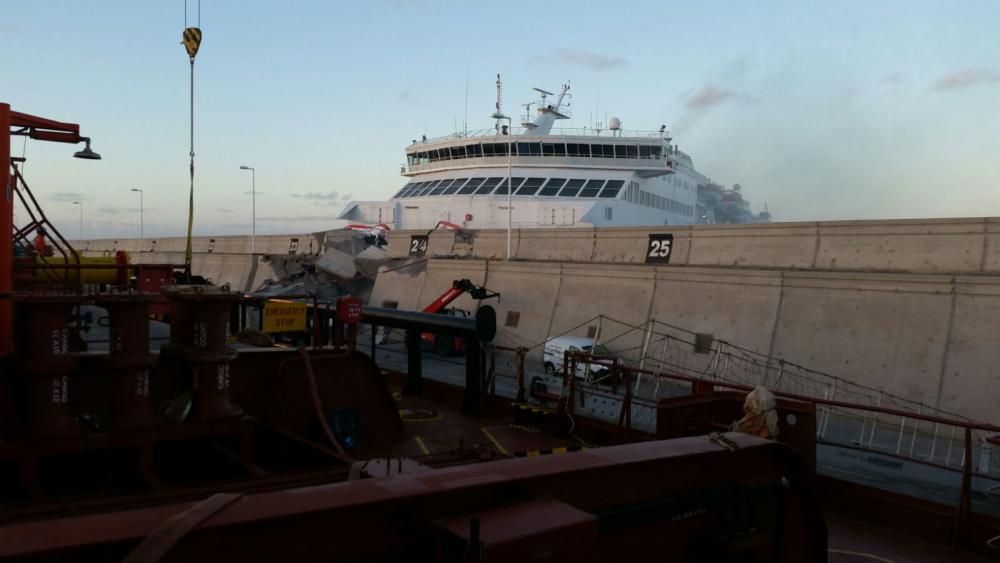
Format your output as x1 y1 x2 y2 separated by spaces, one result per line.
645 234 674 264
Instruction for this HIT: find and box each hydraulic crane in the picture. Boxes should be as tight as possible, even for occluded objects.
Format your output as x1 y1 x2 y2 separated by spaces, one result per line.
1 104 101 357
421 279 499 354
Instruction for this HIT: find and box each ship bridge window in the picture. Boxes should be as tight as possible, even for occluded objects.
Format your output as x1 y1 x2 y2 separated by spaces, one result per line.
515 177 545 196
597 144 615 158
639 146 652 159
599 180 624 198
449 146 466 159
494 177 524 195
566 143 590 157
626 145 638 158
430 180 450 196
485 143 509 156
558 179 584 197
416 183 435 197
443 178 468 195
467 144 482 157
516 142 541 156
476 177 501 194
392 183 414 198
652 146 662 159
542 143 567 156
614 145 627 159
433 179 455 195
460 178 485 194
539 178 566 196
579 179 605 198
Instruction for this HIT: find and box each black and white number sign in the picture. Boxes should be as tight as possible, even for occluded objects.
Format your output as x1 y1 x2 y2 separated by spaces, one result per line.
645 234 674 264
409 235 429 257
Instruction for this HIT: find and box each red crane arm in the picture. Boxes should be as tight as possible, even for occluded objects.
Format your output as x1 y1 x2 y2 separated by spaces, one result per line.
421 279 500 314
422 286 466 314
10 110 83 143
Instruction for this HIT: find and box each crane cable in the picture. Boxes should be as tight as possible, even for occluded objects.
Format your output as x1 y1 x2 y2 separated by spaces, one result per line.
182 1 202 279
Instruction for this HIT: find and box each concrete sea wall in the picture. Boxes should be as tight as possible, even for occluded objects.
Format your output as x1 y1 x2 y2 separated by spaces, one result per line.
79 217 1000 423
370 217 1000 424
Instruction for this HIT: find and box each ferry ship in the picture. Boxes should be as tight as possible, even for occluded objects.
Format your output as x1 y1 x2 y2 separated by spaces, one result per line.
338 78 770 230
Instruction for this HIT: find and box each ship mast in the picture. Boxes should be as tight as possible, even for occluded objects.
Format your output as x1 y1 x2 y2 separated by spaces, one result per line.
494 74 504 134
524 83 570 135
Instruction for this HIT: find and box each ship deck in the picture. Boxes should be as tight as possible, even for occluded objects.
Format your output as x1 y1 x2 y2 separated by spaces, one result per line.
386 372 998 562
827 512 996 562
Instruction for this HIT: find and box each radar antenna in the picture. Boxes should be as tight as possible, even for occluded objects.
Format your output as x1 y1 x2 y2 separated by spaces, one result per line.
533 87 553 107
494 74 503 132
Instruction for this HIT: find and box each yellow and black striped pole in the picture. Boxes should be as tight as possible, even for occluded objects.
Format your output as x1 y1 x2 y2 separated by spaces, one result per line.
182 26 201 279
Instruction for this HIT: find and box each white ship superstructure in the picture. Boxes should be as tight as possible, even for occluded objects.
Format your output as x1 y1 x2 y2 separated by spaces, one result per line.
339 80 763 230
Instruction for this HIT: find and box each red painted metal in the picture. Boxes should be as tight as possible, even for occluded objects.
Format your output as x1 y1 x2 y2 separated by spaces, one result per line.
336 297 363 323
0 435 827 562
655 391 818 474
96 293 160 429
9 110 81 140
3 105 94 356
1 103 12 357
160 286 242 421
13 294 81 438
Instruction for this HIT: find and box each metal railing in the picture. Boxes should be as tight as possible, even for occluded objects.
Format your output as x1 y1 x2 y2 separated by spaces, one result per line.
404 154 668 175
417 127 671 144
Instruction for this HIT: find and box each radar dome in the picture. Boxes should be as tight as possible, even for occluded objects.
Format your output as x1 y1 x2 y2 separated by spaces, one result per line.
609 117 622 131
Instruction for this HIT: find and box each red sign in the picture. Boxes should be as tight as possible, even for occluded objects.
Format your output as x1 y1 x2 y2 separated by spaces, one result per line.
337 298 363 324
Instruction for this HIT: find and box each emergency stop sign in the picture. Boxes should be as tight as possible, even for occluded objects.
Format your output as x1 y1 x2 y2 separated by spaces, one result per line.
262 300 307 333
337 298 363 324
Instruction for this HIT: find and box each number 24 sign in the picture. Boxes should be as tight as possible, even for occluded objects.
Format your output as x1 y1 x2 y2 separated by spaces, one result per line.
409 235 429 256
645 234 674 264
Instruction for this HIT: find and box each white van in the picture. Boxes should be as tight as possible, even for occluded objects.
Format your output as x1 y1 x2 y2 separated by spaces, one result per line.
542 336 613 380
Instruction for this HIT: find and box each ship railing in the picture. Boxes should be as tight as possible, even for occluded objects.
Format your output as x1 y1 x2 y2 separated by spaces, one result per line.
404 154 668 175
418 126 670 144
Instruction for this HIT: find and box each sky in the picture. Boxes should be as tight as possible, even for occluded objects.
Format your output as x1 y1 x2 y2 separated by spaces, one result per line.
3 0 999 239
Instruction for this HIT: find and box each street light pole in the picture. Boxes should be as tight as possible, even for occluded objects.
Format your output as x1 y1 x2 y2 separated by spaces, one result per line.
130 188 143 252
72 201 83 241
491 112 514 259
239 166 256 254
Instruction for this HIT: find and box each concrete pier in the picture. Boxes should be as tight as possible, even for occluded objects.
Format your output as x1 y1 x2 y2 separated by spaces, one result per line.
79 217 1000 423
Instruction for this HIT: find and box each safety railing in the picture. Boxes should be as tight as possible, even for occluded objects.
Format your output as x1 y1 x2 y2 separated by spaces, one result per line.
403 154 668 175
417 127 670 144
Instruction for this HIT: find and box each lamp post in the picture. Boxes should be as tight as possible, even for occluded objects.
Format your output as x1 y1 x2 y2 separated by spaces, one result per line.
239 165 256 254
72 201 83 241
130 188 143 252
491 112 513 259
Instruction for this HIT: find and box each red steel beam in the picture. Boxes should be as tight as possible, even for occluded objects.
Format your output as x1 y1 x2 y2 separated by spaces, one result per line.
9 110 81 141
2 106 87 357
1 103 11 356
0 435 826 562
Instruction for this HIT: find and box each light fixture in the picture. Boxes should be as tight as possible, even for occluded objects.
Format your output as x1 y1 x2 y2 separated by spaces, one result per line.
73 137 101 160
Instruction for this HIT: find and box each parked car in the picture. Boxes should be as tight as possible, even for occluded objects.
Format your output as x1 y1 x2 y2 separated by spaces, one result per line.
542 336 614 381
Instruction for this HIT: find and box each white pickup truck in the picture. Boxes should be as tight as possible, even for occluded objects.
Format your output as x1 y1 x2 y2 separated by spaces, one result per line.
542 336 614 380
